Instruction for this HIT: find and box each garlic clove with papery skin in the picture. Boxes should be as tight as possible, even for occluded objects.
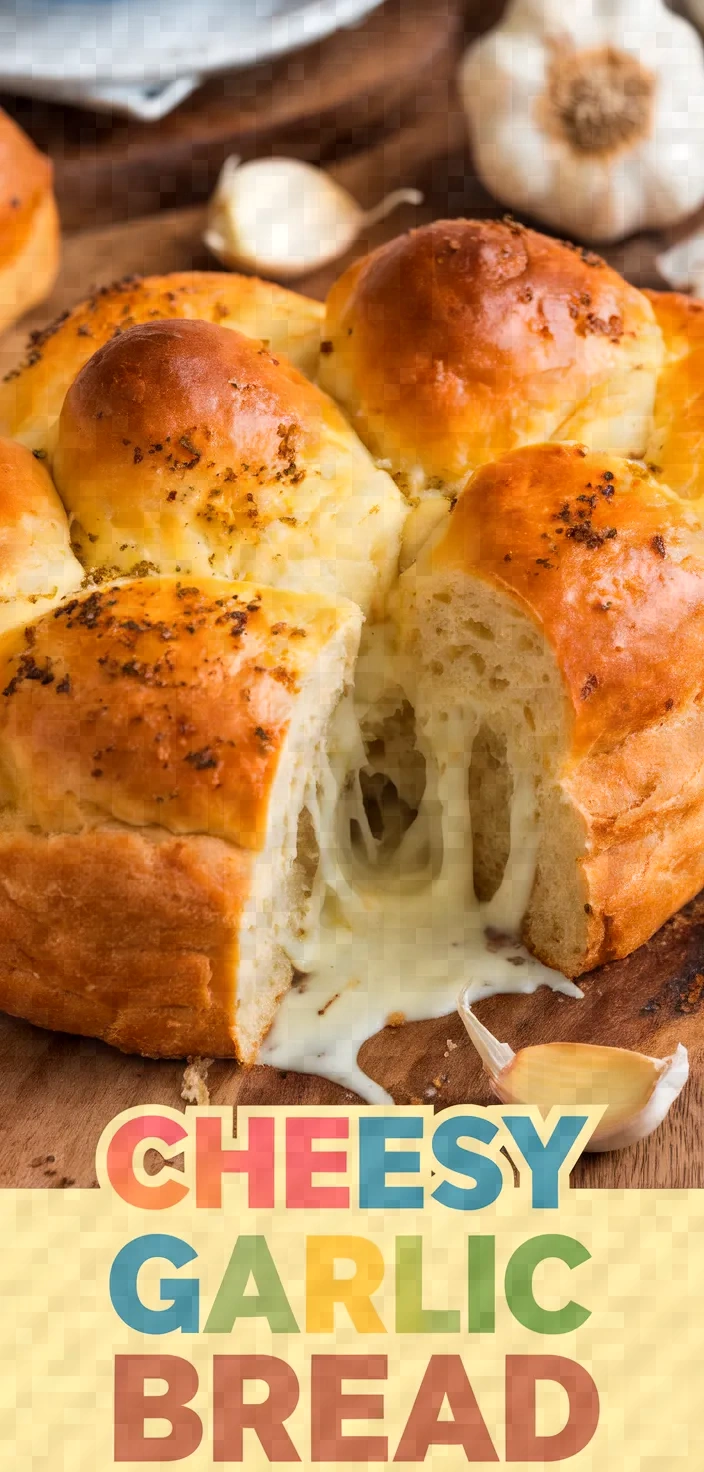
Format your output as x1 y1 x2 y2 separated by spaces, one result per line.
457 989 689 1153
204 156 423 280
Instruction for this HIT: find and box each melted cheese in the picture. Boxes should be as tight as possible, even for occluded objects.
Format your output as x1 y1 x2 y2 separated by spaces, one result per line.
261 689 581 1102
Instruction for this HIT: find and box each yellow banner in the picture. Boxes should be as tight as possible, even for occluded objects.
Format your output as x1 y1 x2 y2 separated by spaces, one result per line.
0 1106 701 1469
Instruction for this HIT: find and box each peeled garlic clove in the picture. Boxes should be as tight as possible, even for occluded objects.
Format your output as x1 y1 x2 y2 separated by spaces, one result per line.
204 155 423 279
457 988 689 1153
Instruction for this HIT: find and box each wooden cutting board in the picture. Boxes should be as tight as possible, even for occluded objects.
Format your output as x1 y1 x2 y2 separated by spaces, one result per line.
1 89 702 1194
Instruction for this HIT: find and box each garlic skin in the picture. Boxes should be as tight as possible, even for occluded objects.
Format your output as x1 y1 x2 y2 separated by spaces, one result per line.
460 0 704 243
457 989 689 1153
204 156 422 280
688 1 704 35
657 231 704 297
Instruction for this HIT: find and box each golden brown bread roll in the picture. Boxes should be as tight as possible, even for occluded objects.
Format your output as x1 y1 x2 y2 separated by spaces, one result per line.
0 435 81 633
0 576 361 1058
52 317 405 616
0 109 59 336
0 269 323 452
321 218 663 496
398 442 704 977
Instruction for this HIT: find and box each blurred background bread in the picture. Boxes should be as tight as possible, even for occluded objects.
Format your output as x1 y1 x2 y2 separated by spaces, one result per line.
0 109 59 336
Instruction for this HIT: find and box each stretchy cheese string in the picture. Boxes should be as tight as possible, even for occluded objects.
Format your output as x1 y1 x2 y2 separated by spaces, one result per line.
261 683 581 1103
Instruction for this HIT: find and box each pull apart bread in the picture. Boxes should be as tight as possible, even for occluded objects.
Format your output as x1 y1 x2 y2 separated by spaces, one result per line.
0 226 703 1063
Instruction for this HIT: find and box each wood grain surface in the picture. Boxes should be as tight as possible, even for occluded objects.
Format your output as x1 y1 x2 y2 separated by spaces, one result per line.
1 49 702 1192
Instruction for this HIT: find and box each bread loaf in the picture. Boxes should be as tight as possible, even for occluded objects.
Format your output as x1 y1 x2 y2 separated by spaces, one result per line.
0 230 701 1069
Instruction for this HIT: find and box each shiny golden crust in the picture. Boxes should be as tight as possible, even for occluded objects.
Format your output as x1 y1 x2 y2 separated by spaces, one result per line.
53 318 406 614
0 829 250 1057
0 110 59 335
0 269 324 450
435 442 704 757
0 436 81 632
0 576 348 845
645 289 704 504
55 317 325 573
419 442 704 973
555 706 704 973
321 218 662 493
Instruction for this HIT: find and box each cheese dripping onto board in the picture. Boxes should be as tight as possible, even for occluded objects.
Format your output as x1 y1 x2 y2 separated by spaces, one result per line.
261 632 581 1102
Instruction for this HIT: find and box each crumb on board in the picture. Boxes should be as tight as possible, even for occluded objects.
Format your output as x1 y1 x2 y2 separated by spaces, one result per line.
676 972 704 1015
386 1011 406 1028
181 1055 213 1105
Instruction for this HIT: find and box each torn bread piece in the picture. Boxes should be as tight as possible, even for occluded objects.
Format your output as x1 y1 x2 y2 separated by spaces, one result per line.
0 576 361 1059
396 441 704 976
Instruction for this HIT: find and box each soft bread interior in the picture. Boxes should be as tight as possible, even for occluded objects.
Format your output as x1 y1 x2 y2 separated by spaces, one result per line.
395 566 589 974
234 613 361 1058
269 587 575 999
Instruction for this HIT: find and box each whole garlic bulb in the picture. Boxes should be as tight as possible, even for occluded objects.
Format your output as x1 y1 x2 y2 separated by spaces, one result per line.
460 0 704 243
